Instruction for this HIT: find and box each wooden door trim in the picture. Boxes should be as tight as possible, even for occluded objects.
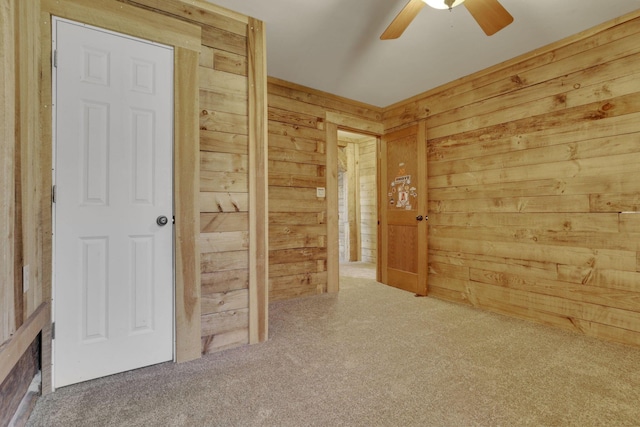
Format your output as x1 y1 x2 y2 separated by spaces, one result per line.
40 0 202 392
325 114 383 293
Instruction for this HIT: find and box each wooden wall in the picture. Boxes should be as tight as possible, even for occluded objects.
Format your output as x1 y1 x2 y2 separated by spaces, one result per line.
190 4 253 354
1 0 16 347
384 10 640 347
0 0 267 418
95 0 269 353
0 0 51 410
267 78 382 301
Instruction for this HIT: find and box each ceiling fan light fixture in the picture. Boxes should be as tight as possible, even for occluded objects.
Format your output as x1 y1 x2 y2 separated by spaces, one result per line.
423 0 465 10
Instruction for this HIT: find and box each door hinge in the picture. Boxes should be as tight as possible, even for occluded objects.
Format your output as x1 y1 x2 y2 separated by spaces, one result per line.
52 185 56 203
51 322 55 340
53 50 57 68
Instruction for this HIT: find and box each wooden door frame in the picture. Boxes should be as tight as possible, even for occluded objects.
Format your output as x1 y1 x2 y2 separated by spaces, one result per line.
40 0 201 391
325 112 383 293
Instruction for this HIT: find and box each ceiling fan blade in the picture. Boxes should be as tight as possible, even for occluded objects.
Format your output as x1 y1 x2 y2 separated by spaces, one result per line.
380 0 426 40
464 0 514 36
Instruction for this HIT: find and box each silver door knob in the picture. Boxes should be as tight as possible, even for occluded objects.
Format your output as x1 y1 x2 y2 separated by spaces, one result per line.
157 216 169 226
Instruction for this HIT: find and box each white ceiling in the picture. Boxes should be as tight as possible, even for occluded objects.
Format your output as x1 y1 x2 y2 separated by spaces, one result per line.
205 0 640 107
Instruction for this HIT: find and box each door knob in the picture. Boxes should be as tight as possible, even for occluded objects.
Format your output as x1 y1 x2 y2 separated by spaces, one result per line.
157 215 169 226
416 215 423 221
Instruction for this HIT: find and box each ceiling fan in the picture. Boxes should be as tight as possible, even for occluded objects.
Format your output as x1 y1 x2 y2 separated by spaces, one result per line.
380 0 514 40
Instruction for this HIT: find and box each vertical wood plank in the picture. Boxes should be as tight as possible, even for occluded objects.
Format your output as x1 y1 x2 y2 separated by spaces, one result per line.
37 4 51 394
19 0 43 322
174 47 202 362
326 121 339 293
0 0 16 345
247 17 269 343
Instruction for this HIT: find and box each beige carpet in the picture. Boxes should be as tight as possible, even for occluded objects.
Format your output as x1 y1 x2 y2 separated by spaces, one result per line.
28 264 640 426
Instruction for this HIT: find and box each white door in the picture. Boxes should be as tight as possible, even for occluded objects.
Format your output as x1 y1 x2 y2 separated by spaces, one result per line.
53 18 174 388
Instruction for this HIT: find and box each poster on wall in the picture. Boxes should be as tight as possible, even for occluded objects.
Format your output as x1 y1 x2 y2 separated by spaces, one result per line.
388 162 417 210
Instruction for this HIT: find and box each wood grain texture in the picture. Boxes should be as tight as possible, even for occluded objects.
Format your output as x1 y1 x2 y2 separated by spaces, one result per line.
1 0 16 346
47 0 201 50
0 337 39 427
247 17 269 343
325 122 339 293
387 12 640 348
0 303 47 386
267 79 379 300
173 47 202 363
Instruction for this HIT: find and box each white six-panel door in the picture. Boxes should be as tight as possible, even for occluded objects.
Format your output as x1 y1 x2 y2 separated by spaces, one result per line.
53 18 174 388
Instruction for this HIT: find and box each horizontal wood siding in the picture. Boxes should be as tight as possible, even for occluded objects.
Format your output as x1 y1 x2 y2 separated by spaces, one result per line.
198 18 251 354
383 12 640 347
268 78 382 301
124 0 268 354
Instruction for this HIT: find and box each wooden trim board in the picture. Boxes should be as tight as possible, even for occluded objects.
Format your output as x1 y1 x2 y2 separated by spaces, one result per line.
247 17 269 343
0 303 48 385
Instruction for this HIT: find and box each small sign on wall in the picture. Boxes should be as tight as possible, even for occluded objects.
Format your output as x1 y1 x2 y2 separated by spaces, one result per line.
317 187 326 198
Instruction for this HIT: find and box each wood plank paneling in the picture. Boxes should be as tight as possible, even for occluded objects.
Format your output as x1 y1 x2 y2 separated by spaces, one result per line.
267 77 382 301
1 0 265 413
189 5 256 352
385 11 640 348
1 0 16 345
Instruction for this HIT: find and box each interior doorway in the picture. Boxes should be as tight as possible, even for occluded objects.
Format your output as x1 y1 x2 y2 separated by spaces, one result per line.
337 131 378 276
52 18 175 388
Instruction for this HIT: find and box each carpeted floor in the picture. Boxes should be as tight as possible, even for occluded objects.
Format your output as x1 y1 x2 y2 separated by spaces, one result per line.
27 263 640 426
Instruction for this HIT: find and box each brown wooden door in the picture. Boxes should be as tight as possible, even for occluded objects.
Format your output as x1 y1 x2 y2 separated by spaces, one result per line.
379 122 428 295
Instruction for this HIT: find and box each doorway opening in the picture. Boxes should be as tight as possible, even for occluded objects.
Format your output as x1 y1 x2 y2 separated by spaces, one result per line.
337 130 377 280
